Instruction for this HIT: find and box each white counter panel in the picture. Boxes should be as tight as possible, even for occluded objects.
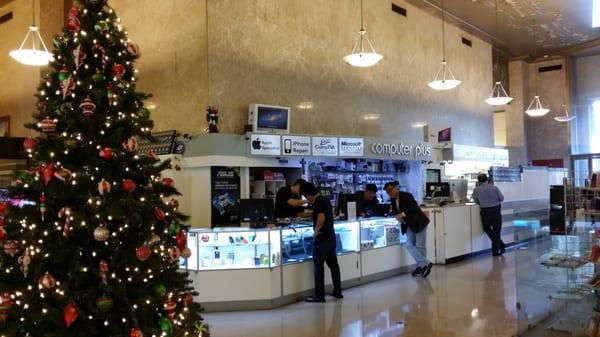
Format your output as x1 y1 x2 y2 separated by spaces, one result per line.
470 205 492 252
361 245 412 276
443 206 473 259
190 267 281 303
282 253 360 296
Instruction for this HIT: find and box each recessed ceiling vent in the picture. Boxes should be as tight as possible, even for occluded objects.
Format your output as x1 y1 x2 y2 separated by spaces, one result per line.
391 3 406 17
538 64 562 73
462 37 472 47
0 11 12 25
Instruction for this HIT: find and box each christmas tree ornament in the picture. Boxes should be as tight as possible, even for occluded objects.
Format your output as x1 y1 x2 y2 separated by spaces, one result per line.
64 138 78 149
99 147 114 160
36 100 47 112
169 198 179 209
0 202 7 214
148 233 161 245
93 44 107 68
43 164 55 186
0 227 6 242
18 248 32 277
39 193 47 221
135 245 151 262
182 292 193 306
60 76 76 99
99 260 109 285
126 42 139 56
130 328 144 337
80 96 96 118
68 6 79 19
64 303 78 328
23 137 38 152
122 179 137 193
176 230 186 250
92 70 105 83
53 35 64 49
58 207 72 236
0 292 14 323
94 20 110 32
154 207 165 221
98 179 111 195
0 218 5 227
54 167 73 182
148 150 158 161
163 300 176 319
180 247 192 259
159 316 173 336
153 283 167 297
122 136 138 152
68 17 81 32
168 221 180 236
93 226 110 241
96 295 113 312
138 107 150 119
3 241 19 257
106 83 116 105
73 45 86 70
169 247 180 262
58 65 70 81
112 63 126 79
38 272 57 289
206 106 219 133
162 178 174 188
41 118 57 133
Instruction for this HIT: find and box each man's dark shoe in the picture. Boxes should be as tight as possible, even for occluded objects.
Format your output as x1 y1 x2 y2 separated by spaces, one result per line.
305 296 326 303
411 267 424 277
330 292 344 299
421 263 434 278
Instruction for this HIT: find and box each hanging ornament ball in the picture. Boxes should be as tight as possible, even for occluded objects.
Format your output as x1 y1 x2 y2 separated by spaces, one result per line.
112 64 126 78
3 241 18 257
94 20 110 32
138 107 150 119
159 316 173 335
136 245 151 262
38 272 57 289
182 292 193 306
122 136 138 152
58 65 70 81
92 70 105 83
79 97 97 118
148 233 161 245
64 303 78 328
153 283 167 298
68 17 81 32
168 221 180 236
169 199 179 209
126 42 140 56
0 292 14 319
164 300 176 313
154 207 165 221
36 100 47 112
96 295 113 312
161 178 174 188
41 118 57 133
64 138 78 149
130 328 144 337
68 6 79 19
122 179 137 193
23 137 38 152
180 247 192 259
93 226 110 241
99 148 114 160
169 247 180 262
176 230 187 250
98 179 111 195
0 202 8 214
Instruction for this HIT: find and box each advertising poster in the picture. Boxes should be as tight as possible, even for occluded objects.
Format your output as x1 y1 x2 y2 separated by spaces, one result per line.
312 136 338 156
211 167 241 227
249 134 281 156
282 135 311 156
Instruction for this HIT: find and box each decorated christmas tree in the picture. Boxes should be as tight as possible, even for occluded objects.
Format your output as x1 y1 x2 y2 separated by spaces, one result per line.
0 0 209 336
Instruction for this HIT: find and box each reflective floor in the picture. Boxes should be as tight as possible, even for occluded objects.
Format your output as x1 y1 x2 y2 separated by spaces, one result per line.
204 253 517 337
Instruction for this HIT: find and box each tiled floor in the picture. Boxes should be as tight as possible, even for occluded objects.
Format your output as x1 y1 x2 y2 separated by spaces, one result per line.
204 253 517 337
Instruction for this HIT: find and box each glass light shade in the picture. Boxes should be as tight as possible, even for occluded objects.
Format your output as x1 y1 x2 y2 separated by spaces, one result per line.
428 61 461 90
9 26 54 66
485 82 513 106
524 96 550 117
554 105 576 122
343 29 383 68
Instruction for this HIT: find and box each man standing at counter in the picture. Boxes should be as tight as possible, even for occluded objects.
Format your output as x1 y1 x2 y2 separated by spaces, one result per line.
384 181 432 278
301 182 343 303
472 173 505 256
356 183 380 217
275 179 308 219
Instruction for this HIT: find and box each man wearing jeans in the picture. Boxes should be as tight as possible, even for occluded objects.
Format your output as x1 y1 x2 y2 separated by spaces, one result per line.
385 181 432 278
472 173 505 256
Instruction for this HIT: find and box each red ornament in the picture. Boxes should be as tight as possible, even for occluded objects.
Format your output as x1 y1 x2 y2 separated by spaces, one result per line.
154 207 165 221
122 179 137 193
39 272 56 289
161 178 174 188
18 249 31 277
0 219 5 227
182 292 193 306
99 148 114 160
169 198 179 209
98 179 111 195
23 137 38 152
0 292 14 322
54 168 73 182
80 96 96 118
41 118 57 133
136 246 151 262
0 202 7 214
112 64 126 79
99 260 109 284
58 207 72 236
164 300 176 319
60 76 75 99
169 247 180 262
43 163 55 186
68 6 79 19
130 328 144 337
176 230 186 250
123 137 138 152
64 303 78 328
126 42 140 56
3 241 18 257
68 17 81 32
37 100 47 112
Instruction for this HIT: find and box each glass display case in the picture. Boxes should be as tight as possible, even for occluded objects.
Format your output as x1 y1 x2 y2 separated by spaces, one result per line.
359 217 404 250
281 220 360 264
181 227 281 270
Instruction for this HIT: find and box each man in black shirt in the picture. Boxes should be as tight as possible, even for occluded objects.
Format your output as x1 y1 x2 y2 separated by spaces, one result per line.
300 182 342 303
274 179 307 219
356 183 380 217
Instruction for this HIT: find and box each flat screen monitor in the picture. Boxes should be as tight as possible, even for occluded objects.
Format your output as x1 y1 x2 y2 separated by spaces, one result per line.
335 193 356 219
425 182 450 198
249 104 291 133
239 199 274 227
426 169 441 183
438 127 451 142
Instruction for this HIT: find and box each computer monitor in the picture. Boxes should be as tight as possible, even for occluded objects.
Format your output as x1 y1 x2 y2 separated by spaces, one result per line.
426 169 441 183
239 199 274 227
438 127 451 142
425 182 450 198
335 193 356 219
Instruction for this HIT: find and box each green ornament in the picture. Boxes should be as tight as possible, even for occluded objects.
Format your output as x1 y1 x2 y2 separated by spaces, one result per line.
92 70 105 83
154 284 167 297
94 20 109 32
159 317 173 336
138 107 150 119
58 65 69 81
64 138 78 149
52 36 63 49
168 222 180 236
96 295 113 312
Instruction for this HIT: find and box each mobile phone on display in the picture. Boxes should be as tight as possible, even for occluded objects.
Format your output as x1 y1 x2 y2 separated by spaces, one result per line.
284 139 292 154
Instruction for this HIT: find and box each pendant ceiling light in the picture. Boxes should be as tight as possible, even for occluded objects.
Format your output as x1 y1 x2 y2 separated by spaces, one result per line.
343 0 383 67
554 104 576 122
525 19 549 117
429 0 461 90
485 0 512 106
9 0 53 66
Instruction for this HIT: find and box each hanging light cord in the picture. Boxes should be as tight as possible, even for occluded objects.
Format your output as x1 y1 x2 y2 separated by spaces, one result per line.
31 0 35 26
532 18 538 96
360 0 364 31
442 0 446 62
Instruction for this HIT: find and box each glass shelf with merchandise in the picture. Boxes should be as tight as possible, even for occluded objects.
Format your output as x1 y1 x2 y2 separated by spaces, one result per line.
359 217 405 250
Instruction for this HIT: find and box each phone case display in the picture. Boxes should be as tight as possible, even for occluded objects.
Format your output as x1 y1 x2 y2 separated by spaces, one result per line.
360 218 404 250
281 221 359 264
181 228 280 270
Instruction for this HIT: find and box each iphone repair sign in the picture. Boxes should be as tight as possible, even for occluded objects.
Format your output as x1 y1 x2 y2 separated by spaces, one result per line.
281 136 311 156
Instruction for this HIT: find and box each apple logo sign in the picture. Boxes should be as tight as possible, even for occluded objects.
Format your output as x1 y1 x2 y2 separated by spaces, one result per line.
252 137 262 150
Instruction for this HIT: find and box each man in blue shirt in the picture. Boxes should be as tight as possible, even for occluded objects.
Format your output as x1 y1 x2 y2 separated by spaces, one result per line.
472 173 505 256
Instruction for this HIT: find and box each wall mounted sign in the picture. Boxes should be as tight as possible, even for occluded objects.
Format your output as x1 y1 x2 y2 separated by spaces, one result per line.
282 135 311 156
210 167 241 228
249 134 281 156
366 139 432 160
339 137 364 157
312 136 338 156
451 144 509 167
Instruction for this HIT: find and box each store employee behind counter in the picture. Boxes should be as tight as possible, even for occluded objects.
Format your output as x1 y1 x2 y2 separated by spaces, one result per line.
275 179 308 219
356 183 381 217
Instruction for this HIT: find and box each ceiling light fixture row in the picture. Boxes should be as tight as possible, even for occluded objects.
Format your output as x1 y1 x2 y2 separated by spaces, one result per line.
343 0 383 67
9 0 54 66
